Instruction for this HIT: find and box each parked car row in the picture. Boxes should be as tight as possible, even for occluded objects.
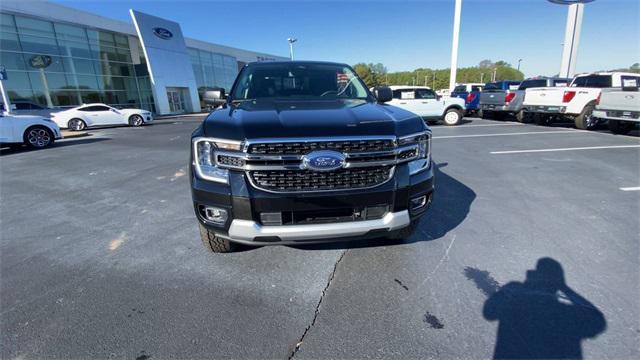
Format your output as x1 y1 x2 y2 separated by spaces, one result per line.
447 72 639 134
0 103 153 149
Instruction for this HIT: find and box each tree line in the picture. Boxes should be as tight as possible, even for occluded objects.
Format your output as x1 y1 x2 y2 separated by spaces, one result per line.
353 61 640 90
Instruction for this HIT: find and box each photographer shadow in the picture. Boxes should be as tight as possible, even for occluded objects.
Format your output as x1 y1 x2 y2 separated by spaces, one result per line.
483 258 606 359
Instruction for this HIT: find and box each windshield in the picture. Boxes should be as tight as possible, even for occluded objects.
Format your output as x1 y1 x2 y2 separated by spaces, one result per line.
230 63 370 101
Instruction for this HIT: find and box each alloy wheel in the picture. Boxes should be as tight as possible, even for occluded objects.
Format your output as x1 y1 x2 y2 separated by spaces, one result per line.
27 128 51 148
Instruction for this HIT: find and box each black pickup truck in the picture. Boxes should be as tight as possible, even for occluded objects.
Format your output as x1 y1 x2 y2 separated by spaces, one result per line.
190 61 434 252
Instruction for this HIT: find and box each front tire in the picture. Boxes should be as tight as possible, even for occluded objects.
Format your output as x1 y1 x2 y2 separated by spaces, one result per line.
199 223 237 253
443 108 463 126
129 114 144 127
24 126 54 149
574 103 597 130
68 118 86 131
608 120 633 135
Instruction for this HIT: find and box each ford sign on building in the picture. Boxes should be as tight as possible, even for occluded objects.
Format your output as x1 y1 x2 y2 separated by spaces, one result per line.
0 0 286 115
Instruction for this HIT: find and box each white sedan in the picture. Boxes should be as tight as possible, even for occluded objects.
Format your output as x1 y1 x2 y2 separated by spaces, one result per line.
1 113 62 149
51 103 153 131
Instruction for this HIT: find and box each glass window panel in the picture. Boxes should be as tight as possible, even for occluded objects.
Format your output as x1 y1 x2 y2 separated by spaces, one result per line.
114 34 129 48
1 14 17 33
110 77 126 90
7 89 35 103
223 55 236 69
15 16 55 38
18 34 60 55
0 51 27 70
0 31 21 51
115 47 132 63
51 90 79 106
68 58 96 75
79 90 101 104
4 71 32 89
75 75 99 90
45 73 70 90
58 40 92 58
53 23 87 43
97 30 115 47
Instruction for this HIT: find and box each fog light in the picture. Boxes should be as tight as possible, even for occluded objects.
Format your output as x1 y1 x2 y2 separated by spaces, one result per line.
410 195 427 212
203 206 228 224
260 212 282 226
365 205 389 220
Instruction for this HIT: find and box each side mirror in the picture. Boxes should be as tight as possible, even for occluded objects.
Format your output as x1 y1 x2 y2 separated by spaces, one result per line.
436 95 442 101
203 88 226 104
373 86 392 103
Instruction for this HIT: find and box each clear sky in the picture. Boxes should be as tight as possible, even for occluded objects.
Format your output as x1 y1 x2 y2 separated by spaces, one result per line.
51 0 639 77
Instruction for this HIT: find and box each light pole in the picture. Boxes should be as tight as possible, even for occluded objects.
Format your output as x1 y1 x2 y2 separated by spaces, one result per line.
480 73 484 83
548 0 595 78
517 59 522 71
448 0 462 92
287 37 297 60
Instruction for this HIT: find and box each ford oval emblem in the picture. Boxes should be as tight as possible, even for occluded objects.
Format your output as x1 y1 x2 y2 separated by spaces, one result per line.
152 27 173 40
303 150 345 172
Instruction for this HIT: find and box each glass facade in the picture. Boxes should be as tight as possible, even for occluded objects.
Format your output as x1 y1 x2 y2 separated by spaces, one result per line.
0 13 155 111
188 47 238 95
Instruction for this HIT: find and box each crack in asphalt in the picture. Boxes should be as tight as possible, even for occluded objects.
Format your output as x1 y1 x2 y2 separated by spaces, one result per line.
287 250 347 359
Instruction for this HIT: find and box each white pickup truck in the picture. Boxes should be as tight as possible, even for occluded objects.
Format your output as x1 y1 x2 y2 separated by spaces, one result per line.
523 72 640 130
593 78 640 134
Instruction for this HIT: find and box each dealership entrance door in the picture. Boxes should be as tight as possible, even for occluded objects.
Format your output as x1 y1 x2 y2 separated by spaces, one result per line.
166 87 188 114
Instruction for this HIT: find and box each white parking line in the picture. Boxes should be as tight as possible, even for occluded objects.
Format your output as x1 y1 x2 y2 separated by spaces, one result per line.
438 123 524 128
619 187 640 192
433 130 581 139
491 145 640 154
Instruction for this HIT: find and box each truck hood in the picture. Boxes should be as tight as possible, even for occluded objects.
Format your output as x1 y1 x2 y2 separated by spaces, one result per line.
202 99 427 139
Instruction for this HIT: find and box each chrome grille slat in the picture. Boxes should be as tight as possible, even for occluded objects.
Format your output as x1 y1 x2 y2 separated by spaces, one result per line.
248 167 394 193
247 139 395 155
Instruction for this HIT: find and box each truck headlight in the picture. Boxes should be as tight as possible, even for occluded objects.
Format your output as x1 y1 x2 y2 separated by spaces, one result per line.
192 138 242 184
398 132 431 175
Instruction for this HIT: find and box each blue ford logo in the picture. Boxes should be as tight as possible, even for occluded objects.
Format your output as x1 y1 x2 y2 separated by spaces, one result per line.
152 27 173 40
303 150 345 172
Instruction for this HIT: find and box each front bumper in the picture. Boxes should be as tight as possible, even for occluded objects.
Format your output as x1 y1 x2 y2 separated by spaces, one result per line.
191 162 434 245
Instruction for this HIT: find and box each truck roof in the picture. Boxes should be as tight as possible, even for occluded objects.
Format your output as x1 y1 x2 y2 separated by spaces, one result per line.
244 60 351 68
388 86 433 90
574 71 639 77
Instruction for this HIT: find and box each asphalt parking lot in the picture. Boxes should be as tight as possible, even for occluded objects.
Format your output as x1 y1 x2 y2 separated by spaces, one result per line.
1 116 639 359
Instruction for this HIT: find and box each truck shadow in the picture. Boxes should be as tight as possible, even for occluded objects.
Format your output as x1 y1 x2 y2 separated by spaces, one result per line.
292 161 476 250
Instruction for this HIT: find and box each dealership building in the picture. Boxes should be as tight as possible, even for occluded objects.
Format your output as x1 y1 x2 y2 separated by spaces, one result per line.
0 0 286 114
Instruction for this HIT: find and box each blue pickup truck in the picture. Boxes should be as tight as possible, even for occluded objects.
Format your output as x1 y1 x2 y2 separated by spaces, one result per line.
451 83 484 116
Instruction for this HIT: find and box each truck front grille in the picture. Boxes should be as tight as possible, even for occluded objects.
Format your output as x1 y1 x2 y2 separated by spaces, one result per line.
248 166 393 193
247 139 395 155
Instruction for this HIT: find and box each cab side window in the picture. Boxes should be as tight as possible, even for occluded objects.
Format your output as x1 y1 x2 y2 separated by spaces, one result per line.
415 89 437 99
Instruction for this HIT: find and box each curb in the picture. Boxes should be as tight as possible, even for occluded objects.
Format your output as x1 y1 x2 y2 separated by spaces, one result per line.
155 113 209 120
61 130 89 139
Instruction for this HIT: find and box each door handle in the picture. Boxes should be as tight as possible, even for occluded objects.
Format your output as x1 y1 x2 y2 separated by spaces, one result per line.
421 101 429 104
399 102 407 104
